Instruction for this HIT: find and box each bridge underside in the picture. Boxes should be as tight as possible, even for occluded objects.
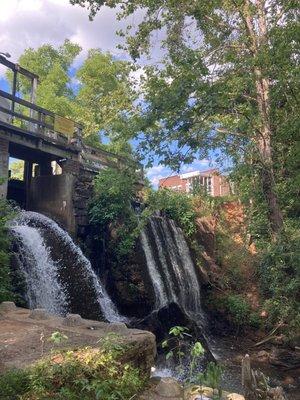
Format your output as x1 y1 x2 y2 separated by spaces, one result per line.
0 123 79 162
0 119 141 237
0 124 80 209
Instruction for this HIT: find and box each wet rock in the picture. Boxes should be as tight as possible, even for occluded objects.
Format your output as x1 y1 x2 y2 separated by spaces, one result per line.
154 378 183 398
62 313 83 327
136 302 197 342
226 394 245 400
106 322 128 334
0 301 17 312
184 386 214 400
29 308 49 320
107 239 156 318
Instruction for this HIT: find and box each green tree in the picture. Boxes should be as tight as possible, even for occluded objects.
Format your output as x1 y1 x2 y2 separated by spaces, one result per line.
0 200 15 302
9 160 24 180
75 49 136 146
9 42 136 155
9 39 81 118
70 0 299 235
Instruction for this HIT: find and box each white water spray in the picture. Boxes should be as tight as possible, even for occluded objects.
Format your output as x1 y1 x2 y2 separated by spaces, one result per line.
10 211 126 322
140 215 204 324
11 225 67 315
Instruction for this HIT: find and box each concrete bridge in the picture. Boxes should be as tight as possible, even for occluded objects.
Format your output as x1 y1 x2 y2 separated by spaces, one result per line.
0 55 141 237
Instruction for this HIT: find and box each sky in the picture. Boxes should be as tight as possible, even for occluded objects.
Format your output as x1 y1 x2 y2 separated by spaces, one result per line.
0 0 215 187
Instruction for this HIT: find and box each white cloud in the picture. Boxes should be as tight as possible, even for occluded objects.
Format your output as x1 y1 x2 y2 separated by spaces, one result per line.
0 2 217 180
146 165 165 176
0 0 132 76
146 165 172 188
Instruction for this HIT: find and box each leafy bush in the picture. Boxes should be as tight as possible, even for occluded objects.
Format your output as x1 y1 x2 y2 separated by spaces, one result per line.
90 169 198 259
207 293 260 331
225 294 253 328
145 188 197 237
90 167 137 227
258 222 300 334
162 326 223 399
0 347 146 400
0 199 15 302
0 369 30 399
89 167 141 258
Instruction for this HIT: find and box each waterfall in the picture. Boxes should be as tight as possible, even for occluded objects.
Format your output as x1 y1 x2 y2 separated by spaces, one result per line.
10 211 125 323
140 230 167 308
11 225 67 315
141 215 204 326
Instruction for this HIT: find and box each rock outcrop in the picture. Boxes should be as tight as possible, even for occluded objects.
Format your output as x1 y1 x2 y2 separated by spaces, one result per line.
0 303 156 376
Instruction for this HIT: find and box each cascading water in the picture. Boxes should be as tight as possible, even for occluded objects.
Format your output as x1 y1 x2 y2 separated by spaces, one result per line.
11 225 67 315
10 211 125 322
141 214 211 380
140 214 204 326
140 230 168 309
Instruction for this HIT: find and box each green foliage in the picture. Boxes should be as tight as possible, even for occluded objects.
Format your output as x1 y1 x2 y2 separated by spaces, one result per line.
202 362 223 399
0 368 30 399
49 331 69 346
162 326 223 397
70 0 299 234
75 49 136 143
258 222 300 335
8 41 135 155
9 160 24 181
145 188 197 237
162 326 205 380
97 332 126 354
207 293 261 332
89 167 141 258
0 200 15 302
0 346 146 400
9 39 81 118
225 295 253 328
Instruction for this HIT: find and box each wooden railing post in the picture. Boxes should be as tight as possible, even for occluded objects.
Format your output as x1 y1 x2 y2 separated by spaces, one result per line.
11 69 17 119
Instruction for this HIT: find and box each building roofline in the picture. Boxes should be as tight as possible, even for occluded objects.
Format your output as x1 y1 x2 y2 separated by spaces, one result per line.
158 168 219 183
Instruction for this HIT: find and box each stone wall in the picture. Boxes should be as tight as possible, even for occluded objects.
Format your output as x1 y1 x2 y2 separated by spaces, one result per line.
28 173 77 235
72 165 97 239
28 160 97 238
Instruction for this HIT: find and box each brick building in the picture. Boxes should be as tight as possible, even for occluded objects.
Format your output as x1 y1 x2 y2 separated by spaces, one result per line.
158 168 231 197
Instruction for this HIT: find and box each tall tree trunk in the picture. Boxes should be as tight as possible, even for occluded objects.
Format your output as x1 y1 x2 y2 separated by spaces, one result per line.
243 0 283 234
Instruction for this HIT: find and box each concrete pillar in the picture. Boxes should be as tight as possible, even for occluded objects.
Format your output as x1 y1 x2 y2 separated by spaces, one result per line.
0 137 9 199
24 161 33 209
39 160 53 176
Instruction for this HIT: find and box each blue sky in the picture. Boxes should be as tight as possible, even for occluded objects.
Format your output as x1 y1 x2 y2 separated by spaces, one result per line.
0 0 217 187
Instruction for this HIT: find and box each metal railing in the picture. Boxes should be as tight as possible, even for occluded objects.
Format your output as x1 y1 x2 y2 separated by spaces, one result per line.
0 89 82 144
0 54 82 144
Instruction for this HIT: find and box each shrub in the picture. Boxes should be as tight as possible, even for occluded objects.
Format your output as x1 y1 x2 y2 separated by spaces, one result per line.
0 199 16 302
217 294 261 330
89 167 140 258
0 369 30 399
145 188 197 237
258 221 300 335
0 347 146 400
225 294 252 327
